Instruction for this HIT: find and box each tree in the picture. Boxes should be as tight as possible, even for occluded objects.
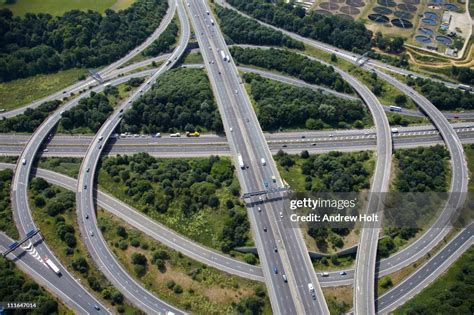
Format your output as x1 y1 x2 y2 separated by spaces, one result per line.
116 226 127 238
72 257 89 274
390 37 405 53
131 253 147 265
394 94 407 105
111 290 124 304
244 253 257 265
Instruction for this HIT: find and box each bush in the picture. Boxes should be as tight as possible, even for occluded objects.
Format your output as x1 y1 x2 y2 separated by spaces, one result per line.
244 253 257 265
166 280 176 289
173 284 183 294
131 253 147 265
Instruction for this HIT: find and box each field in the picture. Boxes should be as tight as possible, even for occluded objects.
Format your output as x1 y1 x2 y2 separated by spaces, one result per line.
98 210 272 314
0 0 136 16
0 68 86 111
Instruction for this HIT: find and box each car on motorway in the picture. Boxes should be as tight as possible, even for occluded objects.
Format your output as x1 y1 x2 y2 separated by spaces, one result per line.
273 266 278 274
321 272 329 277
86 168 90 173
85 214 89 219
229 127 233 132
280 212 283 218
43 148 48 152
263 226 267 232
282 274 287 282
257 207 261 212
84 185 87 190
94 305 100 311
90 231 94 237
340 271 347 276
22 158 26 165
312 143 316 146
274 246 278 252
264 181 268 188
301 135 306 138
272 176 276 183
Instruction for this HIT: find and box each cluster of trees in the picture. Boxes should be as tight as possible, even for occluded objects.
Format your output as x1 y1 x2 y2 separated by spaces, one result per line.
143 19 178 57
0 0 168 81
231 47 352 93
275 150 372 252
221 209 249 253
407 76 474 110
394 145 448 193
450 66 474 85
372 32 405 54
215 5 303 50
60 91 114 133
293 150 372 192
235 287 266 315
0 257 59 313
396 247 474 314
0 100 60 133
120 68 222 133
226 0 373 52
101 153 249 252
244 73 368 130
0 169 17 238
378 146 450 257
30 178 78 248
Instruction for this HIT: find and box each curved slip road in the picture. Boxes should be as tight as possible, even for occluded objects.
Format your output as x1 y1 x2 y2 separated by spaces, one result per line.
0 233 109 314
74 1 190 313
205 6 471 311
7 1 178 312
1 0 177 119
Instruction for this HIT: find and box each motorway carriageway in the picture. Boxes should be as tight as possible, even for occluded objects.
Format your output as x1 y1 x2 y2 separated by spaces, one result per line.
1 163 473 312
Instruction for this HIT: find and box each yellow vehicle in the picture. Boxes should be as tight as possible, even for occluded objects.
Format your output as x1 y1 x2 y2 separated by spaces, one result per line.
186 131 200 137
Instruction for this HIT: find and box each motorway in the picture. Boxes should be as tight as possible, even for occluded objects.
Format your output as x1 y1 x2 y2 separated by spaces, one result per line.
73 0 190 313
213 3 470 314
187 1 332 313
377 223 474 312
0 233 108 313
6 0 180 313
2 162 473 315
1 1 471 313
3 124 474 158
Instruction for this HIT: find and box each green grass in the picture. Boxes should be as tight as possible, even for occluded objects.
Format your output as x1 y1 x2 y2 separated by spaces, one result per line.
37 157 82 179
0 68 86 111
98 209 272 315
386 112 428 126
0 0 135 16
183 52 204 64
